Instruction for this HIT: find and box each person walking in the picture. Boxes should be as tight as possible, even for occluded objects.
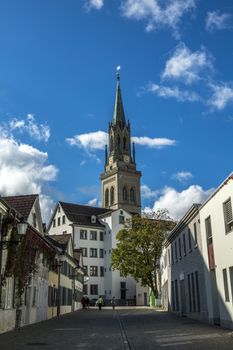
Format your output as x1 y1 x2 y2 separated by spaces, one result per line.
97 296 104 310
81 296 86 309
111 296 116 310
85 296 90 310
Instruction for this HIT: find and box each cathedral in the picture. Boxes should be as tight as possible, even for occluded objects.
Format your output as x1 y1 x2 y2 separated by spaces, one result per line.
101 71 141 214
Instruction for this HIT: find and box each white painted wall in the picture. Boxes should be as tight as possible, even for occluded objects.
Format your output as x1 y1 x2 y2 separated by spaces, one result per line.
200 176 233 329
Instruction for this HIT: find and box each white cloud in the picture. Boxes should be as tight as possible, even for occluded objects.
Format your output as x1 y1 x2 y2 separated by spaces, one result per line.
172 171 193 182
67 130 176 153
147 82 199 102
162 44 211 84
9 114 50 142
66 130 108 151
121 0 196 37
39 194 55 224
141 184 158 199
132 136 176 148
86 198 101 207
208 83 233 110
206 11 232 32
0 133 58 222
146 185 214 221
85 0 104 10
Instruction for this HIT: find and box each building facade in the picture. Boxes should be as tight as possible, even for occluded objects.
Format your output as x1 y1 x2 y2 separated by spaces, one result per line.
199 173 233 329
161 204 209 322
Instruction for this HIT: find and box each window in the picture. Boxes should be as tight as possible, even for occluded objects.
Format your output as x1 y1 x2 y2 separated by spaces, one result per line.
130 187 135 202
90 248 97 258
195 271 200 312
174 241 178 262
53 219 56 227
57 217 61 226
191 272 196 312
123 186 128 201
33 213 37 228
205 216 212 245
83 266 88 275
62 215 65 224
110 186 115 205
99 249 104 258
91 215 96 223
81 248 87 257
223 268 230 302
178 238 182 259
171 244 174 265
83 284 88 295
229 266 233 303
58 206 60 213
188 228 192 251
168 249 171 265
194 223 198 246
117 135 121 151
183 233 186 255
188 274 192 312
105 189 109 207
80 230 87 240
90 266 98 276
123 136 127 150
90 284 98 295
119 215 125 224
100 267 104 277
223 198 233 233
90 230 97 240
175 279 179 311
100 231 104 241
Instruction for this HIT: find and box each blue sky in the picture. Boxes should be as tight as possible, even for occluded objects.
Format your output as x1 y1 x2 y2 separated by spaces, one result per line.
0 0 233 222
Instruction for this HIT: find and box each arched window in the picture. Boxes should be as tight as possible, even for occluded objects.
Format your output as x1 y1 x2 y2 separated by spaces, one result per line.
105 189 109 207
130 187 135 202
117 135 121 152
123 186 128 201
110 136 113 152
110 186 115 205
123 136 127 150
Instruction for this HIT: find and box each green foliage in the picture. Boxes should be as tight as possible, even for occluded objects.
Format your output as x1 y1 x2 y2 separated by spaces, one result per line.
111 213 175 298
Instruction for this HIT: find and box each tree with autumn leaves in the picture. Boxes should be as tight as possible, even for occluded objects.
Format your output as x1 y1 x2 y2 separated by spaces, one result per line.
111 211 175 299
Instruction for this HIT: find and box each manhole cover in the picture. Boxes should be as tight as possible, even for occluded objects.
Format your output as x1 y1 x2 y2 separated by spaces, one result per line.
26 343 48 346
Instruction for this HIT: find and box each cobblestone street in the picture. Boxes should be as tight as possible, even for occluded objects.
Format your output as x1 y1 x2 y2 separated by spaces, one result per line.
0 308 233 350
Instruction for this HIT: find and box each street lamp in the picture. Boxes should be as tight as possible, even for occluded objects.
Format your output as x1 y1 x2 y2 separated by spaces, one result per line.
57 251 65 316
0 217 28 250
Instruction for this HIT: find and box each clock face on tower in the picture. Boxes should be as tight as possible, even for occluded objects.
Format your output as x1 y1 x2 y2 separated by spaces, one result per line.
124 155 130 163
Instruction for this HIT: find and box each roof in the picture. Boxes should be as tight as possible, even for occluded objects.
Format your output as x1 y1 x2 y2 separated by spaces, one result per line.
47 234 72 249
112 73 126 126
2 194 38 219
59 201 111 228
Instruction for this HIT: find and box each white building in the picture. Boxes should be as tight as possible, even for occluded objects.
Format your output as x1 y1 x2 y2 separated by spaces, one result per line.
160 204 208 321
199 173 233 329
47 202 136 305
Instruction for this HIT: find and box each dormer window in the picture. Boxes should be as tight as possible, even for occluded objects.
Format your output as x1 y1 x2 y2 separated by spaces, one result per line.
91 215 96 224
58 206 60 213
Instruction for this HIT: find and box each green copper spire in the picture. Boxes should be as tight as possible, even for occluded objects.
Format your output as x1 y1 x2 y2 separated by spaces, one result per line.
112 67 126 126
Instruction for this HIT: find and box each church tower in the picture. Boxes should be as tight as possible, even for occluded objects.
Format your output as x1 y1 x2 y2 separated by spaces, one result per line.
100 70 141 214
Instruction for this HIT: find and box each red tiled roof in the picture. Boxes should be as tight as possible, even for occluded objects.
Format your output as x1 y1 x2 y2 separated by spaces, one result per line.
2 194 38 219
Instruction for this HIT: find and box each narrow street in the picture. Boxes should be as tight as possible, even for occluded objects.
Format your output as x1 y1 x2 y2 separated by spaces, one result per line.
0 308 233 350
